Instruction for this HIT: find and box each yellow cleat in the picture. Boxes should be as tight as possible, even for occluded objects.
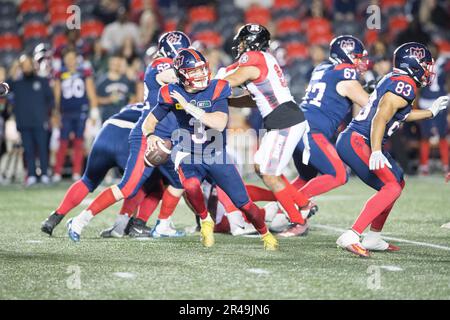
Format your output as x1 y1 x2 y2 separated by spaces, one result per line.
262 232 279 251
200 219 215 247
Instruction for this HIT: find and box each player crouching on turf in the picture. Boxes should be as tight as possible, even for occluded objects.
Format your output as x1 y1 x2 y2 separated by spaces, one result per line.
335 42 449 257
142 48 278 250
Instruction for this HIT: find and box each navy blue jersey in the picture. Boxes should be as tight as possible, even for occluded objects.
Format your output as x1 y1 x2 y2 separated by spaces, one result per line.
151 79 232 155
55 67 92 114
348 72 416 144
143 57 173 106
110 103 147 123
419 55 449 103
131 57 179 141
301 62 358 139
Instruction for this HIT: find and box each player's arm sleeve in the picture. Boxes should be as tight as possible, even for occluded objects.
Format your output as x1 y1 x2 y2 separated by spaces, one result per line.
150 85 173 121
211 80 232 114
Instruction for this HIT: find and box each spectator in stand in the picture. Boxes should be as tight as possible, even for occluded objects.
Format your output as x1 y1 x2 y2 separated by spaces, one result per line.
53 29 92 72
96 54 136 122
119 37 143 103
53 49 98 182
7 55 54 187
139 8 161 50
90 39 109 78
419 0 449 30
333 0 356 22
93 0 122 25
101 6 141 53
395 16 431 47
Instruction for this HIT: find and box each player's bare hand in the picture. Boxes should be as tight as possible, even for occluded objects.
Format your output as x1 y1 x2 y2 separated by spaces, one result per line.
369 150 392 170
170 90 188 107
147 134 164 152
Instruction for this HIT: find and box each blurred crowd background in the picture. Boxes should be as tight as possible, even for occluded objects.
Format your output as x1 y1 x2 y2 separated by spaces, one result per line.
0 0 449 186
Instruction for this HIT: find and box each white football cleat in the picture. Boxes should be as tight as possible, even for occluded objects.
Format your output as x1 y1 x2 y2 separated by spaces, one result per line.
361 231 400 252
52 174 62 183
336 230 370 257
25 176 37 187
231 221 257 236
150 218 186 238
441 222 450 229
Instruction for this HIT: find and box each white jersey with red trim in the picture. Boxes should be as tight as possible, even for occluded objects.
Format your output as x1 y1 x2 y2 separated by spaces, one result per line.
230 51 294 118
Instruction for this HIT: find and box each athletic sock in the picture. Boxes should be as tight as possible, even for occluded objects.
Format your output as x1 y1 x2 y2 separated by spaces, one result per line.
300 174 343 198
158 189 181 220
87 186 122 216
274 185 305 224
352 182 403 234
245 185 276 202
136 192 161 222
71 209 94 234
120 188 146 217
56 180 90 215
420 139 430 166
280 175 309 207
239 201 267 235
291 176 307 190
182 177 208 220
54 139 69 175
439 139 449 167
370 180 405 231
72 138 85 176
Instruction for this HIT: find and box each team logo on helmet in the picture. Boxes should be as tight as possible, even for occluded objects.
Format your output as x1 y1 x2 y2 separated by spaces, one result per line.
410 47 426 60
173 54 185 69
166 33 183 45
248 24 261 33
239 53 249 64
340 39 355 52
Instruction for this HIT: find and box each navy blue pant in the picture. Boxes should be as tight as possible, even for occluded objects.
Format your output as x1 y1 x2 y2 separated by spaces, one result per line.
19 126 49 177
60 113 87 140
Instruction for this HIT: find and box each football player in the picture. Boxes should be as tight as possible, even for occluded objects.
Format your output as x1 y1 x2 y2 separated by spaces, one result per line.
290 35 370 216
417 43 450 176
67 32 191 242
335 42 449 257
41 103 163 236
52 49 98 182
222 23 316 237
143 48 278 250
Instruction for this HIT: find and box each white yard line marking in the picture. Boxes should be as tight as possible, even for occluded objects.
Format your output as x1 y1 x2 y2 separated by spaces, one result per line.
113 272 136 279
379 266 403 271
313 224 450 252
26 240 43 244
247 268 270 275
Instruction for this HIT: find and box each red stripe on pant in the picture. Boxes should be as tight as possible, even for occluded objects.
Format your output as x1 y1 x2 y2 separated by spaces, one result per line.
350 132 403 234
121 137 147 198
177 166 208 219
300 133 347 198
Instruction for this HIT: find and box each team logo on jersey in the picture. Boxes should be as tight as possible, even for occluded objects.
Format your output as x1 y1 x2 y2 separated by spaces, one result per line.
239 53 249 64
410 47 426 60
166 33 183 45
32 81 41 91
196 100 211 109
340 39 355 52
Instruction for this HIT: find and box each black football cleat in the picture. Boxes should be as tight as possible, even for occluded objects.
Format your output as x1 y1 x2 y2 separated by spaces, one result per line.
128 218 152 238
124 217 135 236
41 212 65 236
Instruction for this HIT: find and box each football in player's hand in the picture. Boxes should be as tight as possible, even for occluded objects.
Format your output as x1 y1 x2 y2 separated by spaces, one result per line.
144 139 172 167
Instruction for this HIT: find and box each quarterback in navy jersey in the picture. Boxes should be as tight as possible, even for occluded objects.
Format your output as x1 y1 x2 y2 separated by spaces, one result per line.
293 35 370 203
143 48 277 250
67 32 190 242
335 42 449 257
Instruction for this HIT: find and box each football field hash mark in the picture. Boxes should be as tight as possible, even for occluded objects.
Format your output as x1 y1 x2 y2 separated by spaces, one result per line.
113 272 136 279
246 268 270 275
380 266 403 272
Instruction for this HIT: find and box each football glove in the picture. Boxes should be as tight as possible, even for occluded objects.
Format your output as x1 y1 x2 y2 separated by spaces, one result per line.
429 95 449 118
369 150 392 170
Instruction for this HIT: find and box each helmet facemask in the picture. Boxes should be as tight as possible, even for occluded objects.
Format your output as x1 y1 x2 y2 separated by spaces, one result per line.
419 59 435 87
351 51 370 74
178 61 211 91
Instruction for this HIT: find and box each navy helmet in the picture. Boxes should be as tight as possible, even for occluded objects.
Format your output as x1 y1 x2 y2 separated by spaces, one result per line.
157 31 191 59
173 48 210 90
329 35 368 72
393 42 434 87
